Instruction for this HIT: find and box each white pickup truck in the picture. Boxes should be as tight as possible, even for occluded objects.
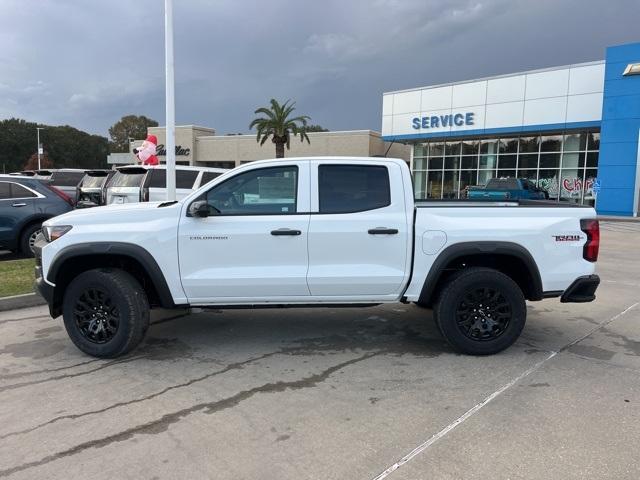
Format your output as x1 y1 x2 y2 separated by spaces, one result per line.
34 157 600 358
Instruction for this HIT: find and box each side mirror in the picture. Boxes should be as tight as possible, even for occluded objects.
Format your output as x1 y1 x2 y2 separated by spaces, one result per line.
189 200 215 218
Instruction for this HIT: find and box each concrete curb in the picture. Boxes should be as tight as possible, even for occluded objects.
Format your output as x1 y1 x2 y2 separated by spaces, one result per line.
0 292 47 312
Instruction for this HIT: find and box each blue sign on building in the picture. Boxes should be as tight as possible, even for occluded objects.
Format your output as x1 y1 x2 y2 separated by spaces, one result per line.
412 112 474 130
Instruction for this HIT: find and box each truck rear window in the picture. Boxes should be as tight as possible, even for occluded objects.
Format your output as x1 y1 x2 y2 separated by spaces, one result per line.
110 171 146 187
318 165 390 213
51 171 86 186
81 175 107 188
485 178 519 190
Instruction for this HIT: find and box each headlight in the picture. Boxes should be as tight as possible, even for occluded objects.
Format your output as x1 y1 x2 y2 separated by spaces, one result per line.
42 225 72 242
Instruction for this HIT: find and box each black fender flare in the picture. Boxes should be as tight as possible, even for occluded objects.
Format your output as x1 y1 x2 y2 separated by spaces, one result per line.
417 241 543 304
47 242 179 309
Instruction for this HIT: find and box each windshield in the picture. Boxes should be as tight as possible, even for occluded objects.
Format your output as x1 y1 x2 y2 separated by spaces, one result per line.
81 175 107 188
110 171 145 188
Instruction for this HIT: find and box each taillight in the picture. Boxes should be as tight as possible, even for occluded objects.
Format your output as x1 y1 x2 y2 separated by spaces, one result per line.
46 184 74 206
580 219 600 262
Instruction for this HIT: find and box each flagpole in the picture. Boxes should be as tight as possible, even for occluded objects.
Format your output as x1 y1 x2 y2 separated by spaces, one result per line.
165 0 176 201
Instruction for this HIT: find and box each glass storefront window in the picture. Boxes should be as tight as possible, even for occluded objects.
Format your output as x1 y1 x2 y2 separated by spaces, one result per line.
561 152 582 169
499 138 518 154
459 170 476 198
426 171 443 199
480 139 498 154
519 136 540 153
539 153 561 169
537 170 560 200
430 143 445 157
428 157 444 170
583 169 597 206
461 156 478 170
414 143 428 157
540 135 562 152
563 133 587 152
445 141 461 156
461 140 479 155
560 168 583 203
413 170 427 199
497 169 516 179
444 156 460 170
443 170 459 199
414 157 428 170
518 154 538 169
518 169 538 182
479 154 497 169
478 169 495 186
498 155 517 169
410 130 598 205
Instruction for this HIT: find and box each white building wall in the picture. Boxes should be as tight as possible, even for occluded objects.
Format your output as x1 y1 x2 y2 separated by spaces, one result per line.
382 61 605 138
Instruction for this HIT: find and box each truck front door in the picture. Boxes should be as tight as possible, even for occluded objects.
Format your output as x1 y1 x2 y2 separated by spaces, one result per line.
178 163 311 303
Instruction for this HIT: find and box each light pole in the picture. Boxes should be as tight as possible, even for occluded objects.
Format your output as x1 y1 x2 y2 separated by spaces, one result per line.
165 0 176 201
36 127 45 170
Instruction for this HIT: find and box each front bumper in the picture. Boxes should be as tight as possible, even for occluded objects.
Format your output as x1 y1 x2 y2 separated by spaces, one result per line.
561 275 600 303
33 236 54 307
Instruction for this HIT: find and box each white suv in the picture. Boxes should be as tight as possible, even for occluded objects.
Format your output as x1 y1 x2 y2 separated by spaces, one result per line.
105 165 228 204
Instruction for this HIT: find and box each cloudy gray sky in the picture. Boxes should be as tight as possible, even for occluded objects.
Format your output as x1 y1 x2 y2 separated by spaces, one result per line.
1 0 639 136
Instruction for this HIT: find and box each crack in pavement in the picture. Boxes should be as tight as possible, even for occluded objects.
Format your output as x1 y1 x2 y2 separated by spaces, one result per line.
0 355 147 393
0 358 101 381
0 349 284 440
0 352 378 478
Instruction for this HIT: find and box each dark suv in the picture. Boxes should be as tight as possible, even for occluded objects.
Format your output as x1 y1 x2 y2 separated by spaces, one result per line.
0 175 73 257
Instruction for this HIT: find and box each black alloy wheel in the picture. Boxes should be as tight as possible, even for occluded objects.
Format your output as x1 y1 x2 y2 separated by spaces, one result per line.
455 287 512 341
73 287 120 344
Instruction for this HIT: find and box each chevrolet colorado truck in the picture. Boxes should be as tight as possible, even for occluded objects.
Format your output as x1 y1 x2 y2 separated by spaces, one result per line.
34 157 600 358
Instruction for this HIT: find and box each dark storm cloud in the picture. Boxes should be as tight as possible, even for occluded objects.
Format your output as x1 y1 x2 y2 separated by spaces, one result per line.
0 0 639 135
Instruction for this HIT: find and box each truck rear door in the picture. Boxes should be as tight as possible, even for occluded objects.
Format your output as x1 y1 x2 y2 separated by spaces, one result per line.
306 160 411 298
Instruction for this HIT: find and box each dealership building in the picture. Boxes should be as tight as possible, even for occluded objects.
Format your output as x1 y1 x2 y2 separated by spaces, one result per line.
111 128 410 168
382 42 640 216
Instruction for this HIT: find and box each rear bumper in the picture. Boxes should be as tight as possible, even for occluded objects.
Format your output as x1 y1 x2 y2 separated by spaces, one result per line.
560 275 600 303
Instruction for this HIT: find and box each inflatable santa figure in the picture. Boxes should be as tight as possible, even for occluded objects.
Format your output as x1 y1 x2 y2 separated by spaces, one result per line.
133 134 159 166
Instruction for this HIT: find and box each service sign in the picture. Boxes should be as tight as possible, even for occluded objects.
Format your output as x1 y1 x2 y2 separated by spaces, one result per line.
412 112 475 130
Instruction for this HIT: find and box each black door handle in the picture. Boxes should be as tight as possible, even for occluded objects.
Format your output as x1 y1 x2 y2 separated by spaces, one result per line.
368 227 399 235
271 228 302 236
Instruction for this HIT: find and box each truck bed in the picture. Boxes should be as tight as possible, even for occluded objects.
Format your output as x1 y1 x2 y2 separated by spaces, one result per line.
415 199 591 208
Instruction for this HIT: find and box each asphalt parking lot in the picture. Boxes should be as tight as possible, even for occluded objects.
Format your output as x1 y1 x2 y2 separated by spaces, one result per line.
0 222 639 479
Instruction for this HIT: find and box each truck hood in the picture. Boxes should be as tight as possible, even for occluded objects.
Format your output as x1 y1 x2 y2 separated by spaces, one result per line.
44 201 182 227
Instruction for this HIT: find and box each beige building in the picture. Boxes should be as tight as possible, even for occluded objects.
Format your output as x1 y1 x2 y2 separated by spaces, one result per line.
114 125 410 168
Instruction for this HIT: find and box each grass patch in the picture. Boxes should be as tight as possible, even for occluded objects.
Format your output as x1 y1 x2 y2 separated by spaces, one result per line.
0 259 35 298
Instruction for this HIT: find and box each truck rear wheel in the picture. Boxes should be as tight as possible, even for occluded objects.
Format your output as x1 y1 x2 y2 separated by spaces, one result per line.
62 268 149 358
434 268 526 355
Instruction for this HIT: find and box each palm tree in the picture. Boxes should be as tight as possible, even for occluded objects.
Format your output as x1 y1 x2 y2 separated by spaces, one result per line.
249 99 311 158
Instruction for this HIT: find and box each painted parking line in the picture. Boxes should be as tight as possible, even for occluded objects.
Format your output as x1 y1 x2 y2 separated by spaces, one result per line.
371 302 639 480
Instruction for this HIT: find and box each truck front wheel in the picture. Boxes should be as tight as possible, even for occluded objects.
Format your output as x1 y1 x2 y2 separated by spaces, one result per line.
62 269 150 358
434 268 526 355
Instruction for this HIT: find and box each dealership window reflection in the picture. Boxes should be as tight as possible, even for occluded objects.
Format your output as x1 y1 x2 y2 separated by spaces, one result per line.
412 131 599 206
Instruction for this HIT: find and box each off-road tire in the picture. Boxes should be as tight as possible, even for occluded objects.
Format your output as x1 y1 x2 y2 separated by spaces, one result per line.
434 267 526 355
62 268 149 358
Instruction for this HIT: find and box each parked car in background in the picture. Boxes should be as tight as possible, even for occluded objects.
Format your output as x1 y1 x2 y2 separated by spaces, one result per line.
105 165 228 205
34 170 55 180
48 169 87 202
0 175 73 256
75 170 115 208
468 178 547 200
